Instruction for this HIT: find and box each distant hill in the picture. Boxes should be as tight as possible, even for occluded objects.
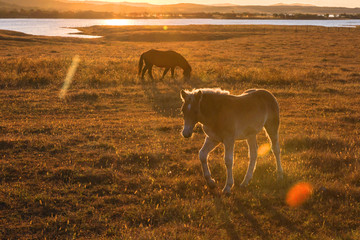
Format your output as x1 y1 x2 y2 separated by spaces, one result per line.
271 3 316 7
211 3 239 7
1 0 69 9
1 0 360 15
111 1 155 7
0 1 22 10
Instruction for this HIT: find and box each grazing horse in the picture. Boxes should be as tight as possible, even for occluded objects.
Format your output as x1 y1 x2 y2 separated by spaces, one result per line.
180 88 283 194
138 49 192 81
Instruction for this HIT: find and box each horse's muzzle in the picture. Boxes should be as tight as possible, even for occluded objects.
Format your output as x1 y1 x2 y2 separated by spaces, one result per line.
182 128 193 138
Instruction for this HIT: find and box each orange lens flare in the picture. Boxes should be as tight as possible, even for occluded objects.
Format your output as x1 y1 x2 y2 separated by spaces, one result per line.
286 182 313 207
257 143 271 157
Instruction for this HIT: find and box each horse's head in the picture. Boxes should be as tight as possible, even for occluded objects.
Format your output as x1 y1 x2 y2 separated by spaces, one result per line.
180 89 202 138
183 65 192 81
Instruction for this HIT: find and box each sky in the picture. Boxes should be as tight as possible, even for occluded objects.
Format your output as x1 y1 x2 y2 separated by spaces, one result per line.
74 0 360 8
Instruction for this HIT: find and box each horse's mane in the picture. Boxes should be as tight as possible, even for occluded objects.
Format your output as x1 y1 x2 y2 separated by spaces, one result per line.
187 88 230 95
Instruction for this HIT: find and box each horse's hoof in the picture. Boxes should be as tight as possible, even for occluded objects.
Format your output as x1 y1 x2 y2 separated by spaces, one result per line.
240 182 249 188
222 185 232 195
222 189 231 195
207 178 216 189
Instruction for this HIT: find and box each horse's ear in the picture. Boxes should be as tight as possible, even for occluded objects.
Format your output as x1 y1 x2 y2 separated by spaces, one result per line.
180 90 187 101
195 90 202 102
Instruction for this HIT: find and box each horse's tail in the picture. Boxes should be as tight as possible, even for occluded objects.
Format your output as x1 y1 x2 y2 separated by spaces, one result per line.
138 53 144 75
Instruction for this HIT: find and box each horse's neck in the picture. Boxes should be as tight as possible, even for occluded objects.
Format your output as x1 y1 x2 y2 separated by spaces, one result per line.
198 94 219 127
179 60 189 70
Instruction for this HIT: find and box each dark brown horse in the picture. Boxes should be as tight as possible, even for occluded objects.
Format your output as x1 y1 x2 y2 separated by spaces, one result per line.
138 49 192 81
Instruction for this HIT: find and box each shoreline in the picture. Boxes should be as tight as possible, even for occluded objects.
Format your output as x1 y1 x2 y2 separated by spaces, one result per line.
1 24 359 40
1 18 360 38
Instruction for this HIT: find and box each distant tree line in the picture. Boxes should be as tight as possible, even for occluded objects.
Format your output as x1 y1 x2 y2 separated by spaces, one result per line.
273 13 360 19
0 9 113 18
273 13 326 19
1 9 360 19
338 13 360 19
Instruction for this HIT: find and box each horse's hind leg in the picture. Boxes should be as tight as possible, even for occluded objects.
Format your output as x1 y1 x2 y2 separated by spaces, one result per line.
141 65 148 79
199 137 219 189
223 138 235 194
265 122 283 180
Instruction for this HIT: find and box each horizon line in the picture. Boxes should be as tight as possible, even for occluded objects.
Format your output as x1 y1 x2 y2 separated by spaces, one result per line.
70 1 360 9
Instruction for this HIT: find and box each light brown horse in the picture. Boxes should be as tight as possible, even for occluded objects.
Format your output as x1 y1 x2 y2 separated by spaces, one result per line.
138 49 192 81
180 88 283 194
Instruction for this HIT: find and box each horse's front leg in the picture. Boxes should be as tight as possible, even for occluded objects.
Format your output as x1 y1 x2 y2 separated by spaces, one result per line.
147 65 154 80
170 67 175 78
223 139 235 194
160 68 170 80
199 137 219 188
241 135 258 187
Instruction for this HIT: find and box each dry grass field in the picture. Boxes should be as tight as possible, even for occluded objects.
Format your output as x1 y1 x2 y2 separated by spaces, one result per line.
0 25 359 239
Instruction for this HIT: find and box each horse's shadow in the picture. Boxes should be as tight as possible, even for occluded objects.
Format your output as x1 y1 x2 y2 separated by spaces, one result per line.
211 186 308 240
211 191 269 240
140 77 203 118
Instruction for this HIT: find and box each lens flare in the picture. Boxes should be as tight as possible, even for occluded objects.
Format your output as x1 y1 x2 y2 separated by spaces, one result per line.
163 25 168 31
258 143 271 157
59 55 80 99
286 182 313 207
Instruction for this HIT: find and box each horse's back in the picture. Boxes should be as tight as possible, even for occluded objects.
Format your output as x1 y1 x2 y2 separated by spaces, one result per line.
143 49 164 58
237 89 279 124
142 49 184 67
203 89 278 116
143 49 181 60
240 89 278 109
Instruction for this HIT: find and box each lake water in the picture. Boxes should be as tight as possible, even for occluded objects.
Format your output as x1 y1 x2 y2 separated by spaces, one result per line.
1 18 360 38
